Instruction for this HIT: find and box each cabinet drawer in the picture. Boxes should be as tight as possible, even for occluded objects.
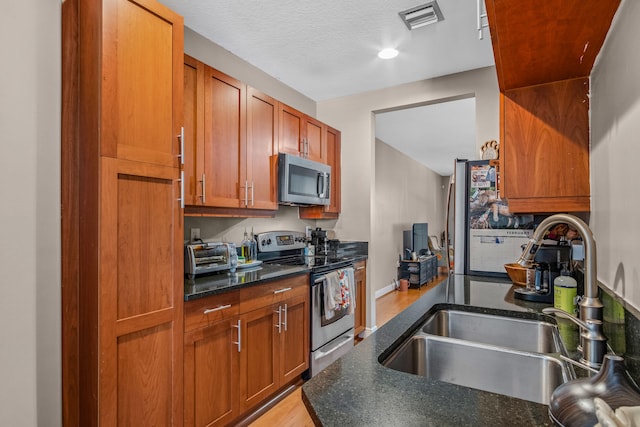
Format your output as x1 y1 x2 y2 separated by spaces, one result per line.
239 274 309 313
185 291 240 332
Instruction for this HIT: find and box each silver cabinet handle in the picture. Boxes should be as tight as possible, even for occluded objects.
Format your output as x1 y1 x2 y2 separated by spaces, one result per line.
274 306 282 333
178 170 185 209
203 304 231 315
250 181 254 207
283 303 288 332
177 126 184 165
356 266 365 271
273 287 292 294
244 180 249 207
199 173 206 204
232 319 241 352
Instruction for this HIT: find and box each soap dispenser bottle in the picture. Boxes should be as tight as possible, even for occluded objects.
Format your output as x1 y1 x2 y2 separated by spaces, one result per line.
554 263 578 314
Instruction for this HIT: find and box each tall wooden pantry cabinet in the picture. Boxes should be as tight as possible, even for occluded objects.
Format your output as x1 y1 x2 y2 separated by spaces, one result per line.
62 0 185 425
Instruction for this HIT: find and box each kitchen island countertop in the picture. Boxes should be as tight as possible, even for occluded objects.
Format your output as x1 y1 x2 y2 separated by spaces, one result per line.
302 275 561 426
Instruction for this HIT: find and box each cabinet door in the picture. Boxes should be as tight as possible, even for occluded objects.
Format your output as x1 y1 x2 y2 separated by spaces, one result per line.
102 0 183 168
304 116 326 163
246 87 278 210
184 318 240 427
502 78 590 213
203 66 246 207
239 305 279 411
100 157 183 426
278 103 304 156
183 55 204 206
298 126 341 219
325 126 341 214
280 295 309 383
354 261 367 337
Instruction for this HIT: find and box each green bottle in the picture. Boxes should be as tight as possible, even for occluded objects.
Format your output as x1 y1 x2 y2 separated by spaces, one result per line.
553 263 577 314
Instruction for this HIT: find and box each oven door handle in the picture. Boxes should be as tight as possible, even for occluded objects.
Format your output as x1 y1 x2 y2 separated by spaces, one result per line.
314 333 354 359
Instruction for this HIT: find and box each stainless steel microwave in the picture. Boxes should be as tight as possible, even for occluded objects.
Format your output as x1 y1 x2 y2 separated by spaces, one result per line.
278 153 331 206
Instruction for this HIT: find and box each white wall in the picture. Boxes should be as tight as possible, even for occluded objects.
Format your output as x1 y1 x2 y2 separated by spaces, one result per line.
374 139 446 293
316 66 499 328
185 27 316 117
590 0 640 310
0 0 61 425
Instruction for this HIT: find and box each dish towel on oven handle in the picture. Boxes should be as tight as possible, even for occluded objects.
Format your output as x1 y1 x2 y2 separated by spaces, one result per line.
323 267 355 319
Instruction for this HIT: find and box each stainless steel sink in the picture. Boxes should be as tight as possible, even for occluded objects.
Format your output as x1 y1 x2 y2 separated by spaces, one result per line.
421 309 563 353
383 333 573 405
381 307 575 404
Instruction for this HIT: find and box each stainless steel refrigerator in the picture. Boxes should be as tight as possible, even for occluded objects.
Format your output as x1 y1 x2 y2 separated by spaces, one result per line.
448 159 534 277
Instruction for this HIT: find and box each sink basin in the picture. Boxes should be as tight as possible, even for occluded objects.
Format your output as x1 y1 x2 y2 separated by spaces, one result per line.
383 333 573 405
421 309 563 353
381 306 575 404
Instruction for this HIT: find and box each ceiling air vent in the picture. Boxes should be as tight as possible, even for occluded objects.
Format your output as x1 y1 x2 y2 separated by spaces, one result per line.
399 1 445 30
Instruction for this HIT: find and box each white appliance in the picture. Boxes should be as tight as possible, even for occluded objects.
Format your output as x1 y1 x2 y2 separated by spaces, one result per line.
447 159 533 277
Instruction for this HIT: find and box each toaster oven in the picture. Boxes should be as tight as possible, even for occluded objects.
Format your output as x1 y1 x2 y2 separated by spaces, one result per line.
185 242 233 278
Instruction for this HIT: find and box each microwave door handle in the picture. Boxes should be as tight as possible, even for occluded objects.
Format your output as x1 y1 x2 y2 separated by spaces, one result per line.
317 172 328 198
324 173 330 198
317 173 323 197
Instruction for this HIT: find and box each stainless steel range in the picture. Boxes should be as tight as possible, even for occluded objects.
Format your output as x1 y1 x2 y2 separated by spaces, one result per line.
256 230 355 378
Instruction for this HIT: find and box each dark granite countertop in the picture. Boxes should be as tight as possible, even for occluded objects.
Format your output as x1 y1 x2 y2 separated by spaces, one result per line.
302 275 562 426
184 263 310 301
184 253 368 301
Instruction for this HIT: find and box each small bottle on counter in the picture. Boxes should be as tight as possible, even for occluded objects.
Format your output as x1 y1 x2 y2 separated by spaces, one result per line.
249 227 257 261
554 263 577 314
241 229 252 262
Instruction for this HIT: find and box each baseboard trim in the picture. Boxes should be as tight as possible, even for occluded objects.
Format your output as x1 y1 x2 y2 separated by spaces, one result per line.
375 280 398 299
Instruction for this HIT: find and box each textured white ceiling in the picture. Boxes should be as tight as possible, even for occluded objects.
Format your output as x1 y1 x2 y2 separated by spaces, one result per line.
159 0 494 101
158 0 494 175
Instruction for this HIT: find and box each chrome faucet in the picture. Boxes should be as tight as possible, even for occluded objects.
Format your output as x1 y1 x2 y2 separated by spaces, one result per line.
516 213 606 367
542 307 607 369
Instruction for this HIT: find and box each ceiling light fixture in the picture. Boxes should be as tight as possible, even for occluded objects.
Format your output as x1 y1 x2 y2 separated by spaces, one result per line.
378 48 399 59
399 1 445 30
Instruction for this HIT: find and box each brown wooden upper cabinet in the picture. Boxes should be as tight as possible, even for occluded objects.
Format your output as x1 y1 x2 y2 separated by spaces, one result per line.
485 0 620 92
299 125 342 218
183 56 278 216
501 79 590 213
485 0 620 213
279 103 327 163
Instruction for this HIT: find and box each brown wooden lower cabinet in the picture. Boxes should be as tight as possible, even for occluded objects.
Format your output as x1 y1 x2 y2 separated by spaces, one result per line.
184 274 309 427
184 318 241 427
354 260 367 337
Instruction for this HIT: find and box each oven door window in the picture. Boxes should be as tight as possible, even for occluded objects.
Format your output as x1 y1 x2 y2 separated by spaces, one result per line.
319 278 348 327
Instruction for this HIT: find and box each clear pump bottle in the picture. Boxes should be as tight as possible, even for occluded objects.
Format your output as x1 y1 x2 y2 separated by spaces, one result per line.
241 229 252 262
554 263 577 314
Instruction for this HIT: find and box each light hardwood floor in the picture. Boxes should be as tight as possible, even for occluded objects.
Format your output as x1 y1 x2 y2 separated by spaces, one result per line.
248 274 447 427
